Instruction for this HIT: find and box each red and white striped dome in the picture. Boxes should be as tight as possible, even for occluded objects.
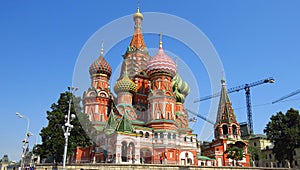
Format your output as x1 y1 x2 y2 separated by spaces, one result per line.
146 46 176 78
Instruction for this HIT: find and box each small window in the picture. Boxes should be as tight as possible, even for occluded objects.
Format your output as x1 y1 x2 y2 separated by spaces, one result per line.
269 154 272 159
100 114 103 122
145 132 149 138
190 137 193 142
184 137 187 142
160 133 164 138
294 150 296 156
167 133 171 139
295 160 298 166
139 131 143 137
154 133 158 138
173 134 176 139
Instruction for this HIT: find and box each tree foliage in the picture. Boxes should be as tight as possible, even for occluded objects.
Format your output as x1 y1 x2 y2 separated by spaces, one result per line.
226 146 245 166
264 108 300 165
34 91 95 163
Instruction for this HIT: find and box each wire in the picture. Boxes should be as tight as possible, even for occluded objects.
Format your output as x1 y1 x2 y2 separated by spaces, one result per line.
274 97 300 103
234 102 272 110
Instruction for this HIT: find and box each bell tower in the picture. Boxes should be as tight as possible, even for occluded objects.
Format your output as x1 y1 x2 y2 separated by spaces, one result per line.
214 79 241 140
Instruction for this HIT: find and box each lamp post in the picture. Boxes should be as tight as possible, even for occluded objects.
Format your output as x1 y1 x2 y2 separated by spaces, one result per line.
16 112 32 170
62 86 78 170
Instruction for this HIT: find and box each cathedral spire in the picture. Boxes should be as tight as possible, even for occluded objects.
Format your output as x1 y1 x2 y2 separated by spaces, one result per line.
128 6 146 51
159 32 163 49
100 40 104 56
214 78 241 140
216 79 236 124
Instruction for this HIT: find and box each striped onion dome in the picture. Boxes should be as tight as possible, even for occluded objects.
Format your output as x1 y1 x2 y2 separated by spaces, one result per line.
114 73 137 94
146 43 176 78
89 45 112 77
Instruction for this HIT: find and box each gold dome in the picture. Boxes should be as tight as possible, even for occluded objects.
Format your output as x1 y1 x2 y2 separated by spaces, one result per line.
114 73 137 94
133 8 143 20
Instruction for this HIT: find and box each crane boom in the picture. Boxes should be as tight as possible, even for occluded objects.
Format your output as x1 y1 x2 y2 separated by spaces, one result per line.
186 108 215 125
227 77 275 93
193 77 275 133
272 89 300 104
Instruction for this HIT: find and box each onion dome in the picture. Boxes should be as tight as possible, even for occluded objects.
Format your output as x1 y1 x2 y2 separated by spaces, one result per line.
146 34 176 78
114 73 137 94
89 41 112 77
174 83 186 103
172 73 190 97
133 7 143 20
172 74 190 103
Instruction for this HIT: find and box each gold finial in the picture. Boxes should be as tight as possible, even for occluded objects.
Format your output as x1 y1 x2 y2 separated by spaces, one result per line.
133 0 143 20
221 71 226 85
100 40 104 56
159 32 163 48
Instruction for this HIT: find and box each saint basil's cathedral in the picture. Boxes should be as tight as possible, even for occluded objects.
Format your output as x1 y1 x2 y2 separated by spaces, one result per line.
73 7 250 167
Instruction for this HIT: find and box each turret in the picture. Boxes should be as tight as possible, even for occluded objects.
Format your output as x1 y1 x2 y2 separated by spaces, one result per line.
214 79 241 140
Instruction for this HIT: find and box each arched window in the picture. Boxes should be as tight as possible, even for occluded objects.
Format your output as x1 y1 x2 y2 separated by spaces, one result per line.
154 132 158 138
145 132 149 138
184 137 187 142
232 124 237 135
190 137 193 142
222 124 228 135
121 141 128 162
167 133 171 139
139 131 143 137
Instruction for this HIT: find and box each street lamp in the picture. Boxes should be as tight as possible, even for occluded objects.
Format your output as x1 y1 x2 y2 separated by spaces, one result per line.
16 112 32 170
62 86 78 170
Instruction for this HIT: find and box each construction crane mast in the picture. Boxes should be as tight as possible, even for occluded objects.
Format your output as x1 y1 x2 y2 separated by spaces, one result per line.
272 89 300 104
194 77 275 133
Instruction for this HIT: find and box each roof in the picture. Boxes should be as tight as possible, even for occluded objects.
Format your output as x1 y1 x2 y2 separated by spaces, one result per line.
105 111 117 130
216 79 237 124
197 155 215 160
250 134 267 139
116 112 134 133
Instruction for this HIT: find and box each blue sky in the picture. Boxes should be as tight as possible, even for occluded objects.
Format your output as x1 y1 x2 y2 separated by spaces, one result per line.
1 0 300 161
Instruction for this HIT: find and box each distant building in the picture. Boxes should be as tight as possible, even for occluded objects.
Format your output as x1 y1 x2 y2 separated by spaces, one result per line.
248 134 300 168
202 79 250 167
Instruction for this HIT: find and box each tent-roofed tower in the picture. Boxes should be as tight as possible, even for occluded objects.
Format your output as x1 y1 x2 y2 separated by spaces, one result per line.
214 79 241 140
122 7 150 79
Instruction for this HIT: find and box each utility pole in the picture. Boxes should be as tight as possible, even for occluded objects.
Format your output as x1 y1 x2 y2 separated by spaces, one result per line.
16 112 32 170
62 86 78 170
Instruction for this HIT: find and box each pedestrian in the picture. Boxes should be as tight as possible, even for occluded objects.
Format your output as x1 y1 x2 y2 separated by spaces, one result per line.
160 156 163 164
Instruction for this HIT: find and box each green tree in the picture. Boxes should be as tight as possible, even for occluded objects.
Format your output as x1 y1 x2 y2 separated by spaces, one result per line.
264 108 300 166
226 146 245 166
248 146 263 166
34 91 95 163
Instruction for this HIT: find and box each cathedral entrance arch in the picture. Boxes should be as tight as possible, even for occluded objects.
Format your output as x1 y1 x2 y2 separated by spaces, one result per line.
140 148 152 164
121 141 128 162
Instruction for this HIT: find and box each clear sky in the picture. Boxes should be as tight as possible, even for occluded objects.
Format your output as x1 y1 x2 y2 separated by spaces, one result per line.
1 0 300 161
